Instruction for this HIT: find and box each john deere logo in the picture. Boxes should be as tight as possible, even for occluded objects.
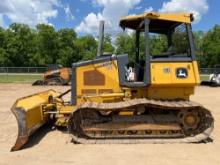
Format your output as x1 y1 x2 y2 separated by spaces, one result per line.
176 68 188 78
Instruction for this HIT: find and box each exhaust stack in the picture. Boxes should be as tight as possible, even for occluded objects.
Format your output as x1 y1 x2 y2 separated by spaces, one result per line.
97 20 105 57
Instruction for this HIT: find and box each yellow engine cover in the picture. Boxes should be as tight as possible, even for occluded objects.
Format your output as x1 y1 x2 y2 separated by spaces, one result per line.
76 60 123 104
150 61 200 87
148 61 200 100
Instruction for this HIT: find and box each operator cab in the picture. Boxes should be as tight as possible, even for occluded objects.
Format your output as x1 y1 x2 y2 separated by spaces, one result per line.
118 12 196 87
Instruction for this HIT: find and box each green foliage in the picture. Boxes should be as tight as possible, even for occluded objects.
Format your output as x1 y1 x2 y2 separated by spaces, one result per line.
115 32 136 61
149 34 167 56
75 35 97 61
35 24 59 65
115 32 167 61
202 25 220 67
0 23 220 68
1 23 37 66
56 28 77 66
193 26 220 68
0 23 99 67
103 34 115 53
193 31 206 66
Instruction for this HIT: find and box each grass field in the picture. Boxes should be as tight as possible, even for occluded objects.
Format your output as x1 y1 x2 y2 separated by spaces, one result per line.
200 74 209 81
0 74 42 83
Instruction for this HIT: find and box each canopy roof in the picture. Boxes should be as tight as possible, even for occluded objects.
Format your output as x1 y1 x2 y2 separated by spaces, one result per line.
120 12 194 34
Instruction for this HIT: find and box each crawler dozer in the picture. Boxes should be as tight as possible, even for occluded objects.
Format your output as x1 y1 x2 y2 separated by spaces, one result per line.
11 12 214 151
32 67 71 86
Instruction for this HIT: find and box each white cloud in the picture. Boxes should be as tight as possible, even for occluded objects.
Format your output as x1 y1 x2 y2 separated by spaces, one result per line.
0 0 74 27
75 0 141 34
159 0 209 23
144 6 153 13
64 4 74 21
75 12 104 33
0 14 4 27
127 29 134 36
135 6 142 10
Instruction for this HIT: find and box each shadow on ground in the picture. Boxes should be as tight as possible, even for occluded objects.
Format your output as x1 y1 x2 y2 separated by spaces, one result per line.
21 123 68 150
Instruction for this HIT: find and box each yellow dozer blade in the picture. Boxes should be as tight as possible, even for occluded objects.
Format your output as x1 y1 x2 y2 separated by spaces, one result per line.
11 90 60 151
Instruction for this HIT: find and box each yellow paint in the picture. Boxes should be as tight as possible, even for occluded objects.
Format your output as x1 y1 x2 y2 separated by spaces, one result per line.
58 105 76 114
147 87 194 100
76 60 123 104
11 12 203 145
192 61 201 85
151 62 199 87
13 90 59 130
16 90 59 110
13 59 200 129
72 60 199 103
55 115 69 127
84 92 125 98
147 61 200 100
120 12 193 24
119 111 134 116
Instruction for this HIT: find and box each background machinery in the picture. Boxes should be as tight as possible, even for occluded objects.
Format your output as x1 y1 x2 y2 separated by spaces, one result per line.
11 12 214 151
32 66 71 86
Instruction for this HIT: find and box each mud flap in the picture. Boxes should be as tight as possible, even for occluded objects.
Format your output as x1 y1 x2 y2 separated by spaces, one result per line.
11 90 60 151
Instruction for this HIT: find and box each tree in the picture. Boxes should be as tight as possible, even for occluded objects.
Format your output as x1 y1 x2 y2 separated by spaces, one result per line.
202 25 220 67
115 32 167 61
0 27 9 66
75 35 97 61
193 31 205 67
2 23 36 66
149 34 167 56
115 32 135 60
35 24 59 66
0 22 219 68
103 34 115 53
56 28 77 66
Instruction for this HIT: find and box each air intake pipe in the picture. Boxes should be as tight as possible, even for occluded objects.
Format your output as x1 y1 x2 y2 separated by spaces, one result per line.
97 20 105 57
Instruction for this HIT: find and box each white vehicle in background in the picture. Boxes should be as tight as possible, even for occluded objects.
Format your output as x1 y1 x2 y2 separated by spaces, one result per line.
201 65 220 87
209 73 220 86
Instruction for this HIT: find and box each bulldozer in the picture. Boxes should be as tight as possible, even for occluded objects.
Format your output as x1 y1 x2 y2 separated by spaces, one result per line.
32 67 71 86
11 12 214 151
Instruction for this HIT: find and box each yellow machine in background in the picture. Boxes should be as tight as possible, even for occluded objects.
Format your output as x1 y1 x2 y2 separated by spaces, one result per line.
11 12 214 151
32 67 71 86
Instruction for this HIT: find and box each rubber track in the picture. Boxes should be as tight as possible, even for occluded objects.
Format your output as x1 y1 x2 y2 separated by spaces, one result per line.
69 99 214 144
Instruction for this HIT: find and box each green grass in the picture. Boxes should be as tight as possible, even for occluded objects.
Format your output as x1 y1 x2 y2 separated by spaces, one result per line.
200 74 209 81
0 74 43 83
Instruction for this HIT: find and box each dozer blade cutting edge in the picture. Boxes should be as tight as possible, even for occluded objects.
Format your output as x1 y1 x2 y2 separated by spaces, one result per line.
11 90 60 151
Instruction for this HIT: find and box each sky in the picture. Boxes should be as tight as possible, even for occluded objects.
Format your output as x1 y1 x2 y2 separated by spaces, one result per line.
0 0 219 36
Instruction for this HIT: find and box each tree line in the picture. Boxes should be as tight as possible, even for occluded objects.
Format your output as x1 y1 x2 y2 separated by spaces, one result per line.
0 23 220 68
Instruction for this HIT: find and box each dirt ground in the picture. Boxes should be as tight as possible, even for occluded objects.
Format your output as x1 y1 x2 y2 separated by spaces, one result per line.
0 84 220 165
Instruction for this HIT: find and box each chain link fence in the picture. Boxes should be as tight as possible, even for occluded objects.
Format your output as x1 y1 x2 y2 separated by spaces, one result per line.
0 67 47 73
199 68 220 75
0 67 48 83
